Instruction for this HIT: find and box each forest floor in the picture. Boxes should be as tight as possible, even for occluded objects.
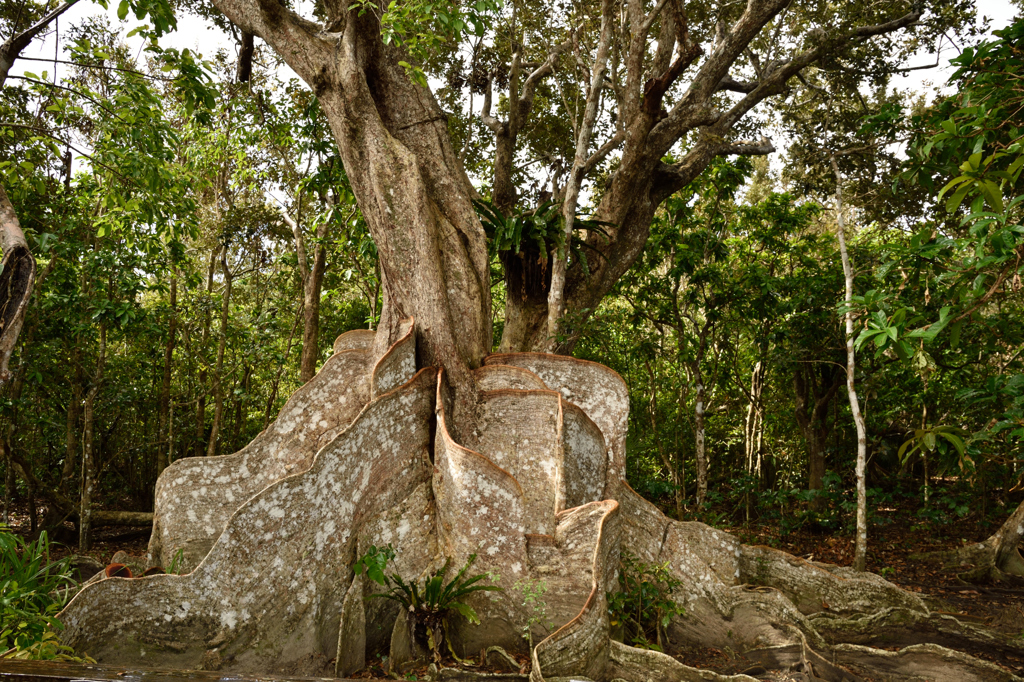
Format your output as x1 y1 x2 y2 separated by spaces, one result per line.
4 492 1024 680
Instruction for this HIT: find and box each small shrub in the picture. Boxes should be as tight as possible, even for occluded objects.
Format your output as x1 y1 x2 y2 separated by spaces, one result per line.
0 525 83 660
607 550 684 651
513 578 552 648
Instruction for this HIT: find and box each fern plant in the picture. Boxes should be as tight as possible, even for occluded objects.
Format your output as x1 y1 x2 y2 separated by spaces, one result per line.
354 545 501 662
0 526 77 659
473 198 611 275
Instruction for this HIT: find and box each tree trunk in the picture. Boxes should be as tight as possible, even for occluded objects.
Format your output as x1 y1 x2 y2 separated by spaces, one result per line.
206 253 233 458
61 348 84 494
694 376 707 507
201 8 492 420
545 0 615 349
230 363 251 449
793 364 840 501
79 324 106 552
264 302 302 429
1 439 10 526
645 359 683 520
689 323 713 508
196 247 218 456
286 209 331 384
744 360 764 477
831 156 869 572
0 185 35 387
157 268 177 473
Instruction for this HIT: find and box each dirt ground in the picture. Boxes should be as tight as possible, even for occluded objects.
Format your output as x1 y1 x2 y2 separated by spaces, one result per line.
5 496 1024 680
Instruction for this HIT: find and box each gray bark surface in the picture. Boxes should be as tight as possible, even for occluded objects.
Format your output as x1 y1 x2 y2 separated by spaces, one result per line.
62 325 1024 681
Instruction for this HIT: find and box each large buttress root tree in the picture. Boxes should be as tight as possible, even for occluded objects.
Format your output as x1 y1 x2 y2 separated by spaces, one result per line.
56 1 1024 679
62 325 1024 680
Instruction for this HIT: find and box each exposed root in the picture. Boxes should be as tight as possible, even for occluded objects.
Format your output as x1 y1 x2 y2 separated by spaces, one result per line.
60 339 1024 682
607 641 759 682
913 498 1024 584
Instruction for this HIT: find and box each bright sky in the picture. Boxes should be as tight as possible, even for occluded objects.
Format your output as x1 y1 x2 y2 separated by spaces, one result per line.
13 0 1020 94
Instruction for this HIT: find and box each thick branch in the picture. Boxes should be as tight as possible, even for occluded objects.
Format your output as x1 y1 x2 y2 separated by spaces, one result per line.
717 75 758 93
236 30 255 83
0 0 83 86
208 0 329 84
480 76 505 133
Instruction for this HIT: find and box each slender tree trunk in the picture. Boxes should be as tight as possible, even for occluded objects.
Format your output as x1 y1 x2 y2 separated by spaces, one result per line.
832 156 869 572
168 395 175 466
196 247 218 456
157 269 177 473
1 439 10 526
690 325 713 508
793 365 840 504
744 361 764 475
545 0 615 349
675 373 687 503
645 359 683 519
287 211 332 384
230 364 251 449
694 376 707 507
62 349 83 494
0 358 24 526
79 324 107 552
206 254 233 458
265 303 303 429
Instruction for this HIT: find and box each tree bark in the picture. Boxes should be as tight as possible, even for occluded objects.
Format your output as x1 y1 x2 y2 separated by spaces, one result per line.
687 320 714 507
0 185 35 387
831 157 869 571
545 0 615 349
206 251 233 458
285 210 331 384
62 346 84 494
195 247 218 456
79 323 106 552
793 364 840 499
744 360 764 476
236 30 255 83
693 376 707 508
157 268 177 473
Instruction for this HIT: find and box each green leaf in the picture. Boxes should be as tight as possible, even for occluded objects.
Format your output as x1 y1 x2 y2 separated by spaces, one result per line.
118 0 129 20
949 319 963 348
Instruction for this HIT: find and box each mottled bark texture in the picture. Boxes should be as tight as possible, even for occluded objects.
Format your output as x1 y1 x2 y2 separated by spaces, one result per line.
54 1 1024 678
0 185 35 387
62 324 1024 681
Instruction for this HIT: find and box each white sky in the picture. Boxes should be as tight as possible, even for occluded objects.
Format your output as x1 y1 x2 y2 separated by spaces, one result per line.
13 0 1020 93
